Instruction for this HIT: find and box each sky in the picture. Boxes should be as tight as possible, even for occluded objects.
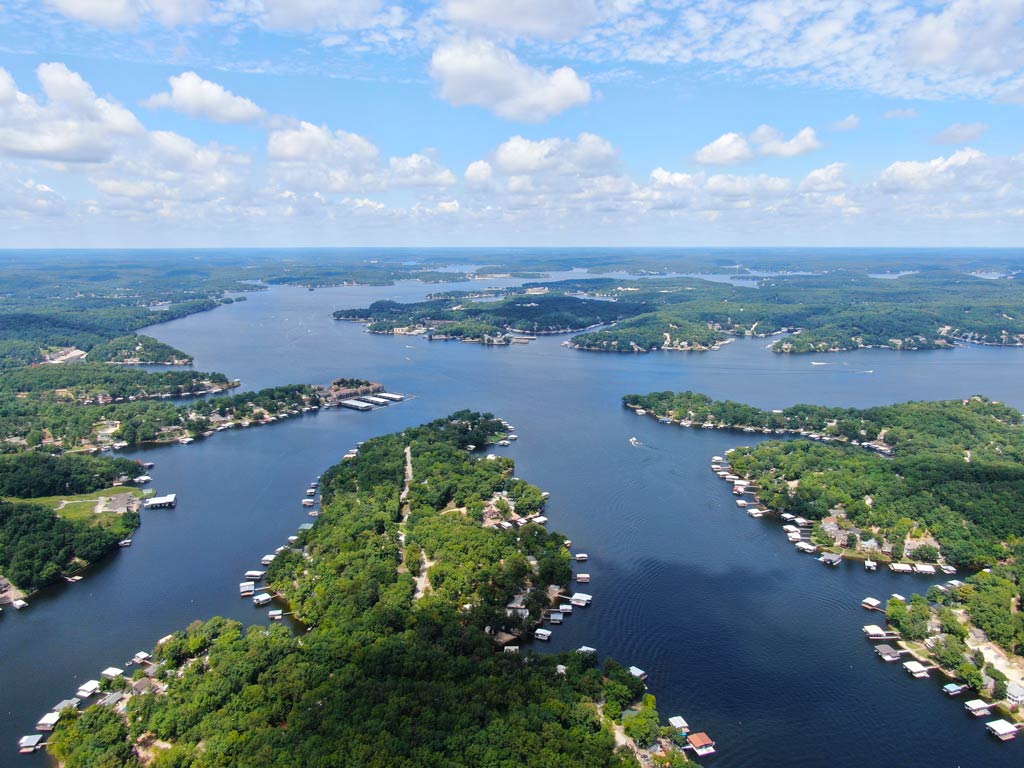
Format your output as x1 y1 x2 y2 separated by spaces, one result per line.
0 1 1022 248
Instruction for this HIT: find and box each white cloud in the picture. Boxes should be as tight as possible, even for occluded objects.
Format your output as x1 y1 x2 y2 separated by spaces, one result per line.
800 162 847 192
464 159 493 187
694 132 753 165
0 63 142 163
429 38 591 122
388 152 457 186
931 121 989 144
47 0 207 27
492 133 617 175
750 125 823 157
883 108 920 118
143 72 265 124
258 0 384 31
877 147 985 191
443 0 600 40
705 173 792 198
831 114 860 131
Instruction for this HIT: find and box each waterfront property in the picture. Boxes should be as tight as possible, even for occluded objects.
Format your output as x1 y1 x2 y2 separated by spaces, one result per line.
143 493 177 509
875 644 901 662
965 699 992 717
686 732 716 756
863 624 901 641
903 660 930 678
862 597 883 611
986 720 1019 741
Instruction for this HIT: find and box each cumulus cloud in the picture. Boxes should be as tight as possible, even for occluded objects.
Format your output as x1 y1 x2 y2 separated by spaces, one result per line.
443 0 599 40
750 125 823 157
931 121 989 144
696 126 821 164
388 152 457 186
464 160 493 187
800 162 848 193
831 114 860 131
429 38 591 121
143 72 265 124
0 63 142 163
694 132 754 165
492 133 617 175
877 147 985 191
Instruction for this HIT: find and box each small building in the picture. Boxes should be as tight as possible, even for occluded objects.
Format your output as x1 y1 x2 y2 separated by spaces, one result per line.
261 554 276 565
575 553 589 562
686 732 716 756
795 541 818 554
240 581 256 597
986 719 1018 741
548 611 564 624
903 660 929 678
133 651 152 664
35 712 60 732
143 494 177 509
253 593 273 607
862 597 882 611
101 666 124 680
378 392 405 402
559 603 573 614
245 570 266 581
819 552 843 567
18 734 43 753
964 699 991 717
863 624 899 640
76 680 101 698
131 677 156 695
570 593 592 607
943 683 967 696
668 716 689 733
533 628 552 641
361 396 390 406
575 573 591 583
875 644 901 662
889 563 914 573
628 666 648 681
269 609 284 620
339 399 373 411
98 691 124 708
576 645 597 654
913 563 937 575
1005 682 1024 706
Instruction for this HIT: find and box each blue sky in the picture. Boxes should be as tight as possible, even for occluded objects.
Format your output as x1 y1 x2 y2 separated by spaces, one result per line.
0 1 1022 247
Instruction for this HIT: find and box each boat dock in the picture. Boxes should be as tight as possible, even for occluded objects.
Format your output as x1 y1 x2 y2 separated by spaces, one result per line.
143 493 177 509
863 624 901 641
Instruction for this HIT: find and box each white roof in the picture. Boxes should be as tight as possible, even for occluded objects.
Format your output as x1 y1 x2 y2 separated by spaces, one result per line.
965 699 990 711
914 563 936 574
571 592 593 602
36 712 60 728
668 716 689 730
862 597 881 607
19 735 43 748
986 719 1017 736
101 667 124 678
577 645 597 653
76 680 101 695
628 666 646 678
863 624 884 634
903 660 927 672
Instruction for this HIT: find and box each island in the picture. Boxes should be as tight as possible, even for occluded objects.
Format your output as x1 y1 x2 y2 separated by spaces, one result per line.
625 390 1024 721
44 413 699 767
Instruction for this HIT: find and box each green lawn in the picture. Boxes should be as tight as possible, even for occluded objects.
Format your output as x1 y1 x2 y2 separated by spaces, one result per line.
7 486 149 524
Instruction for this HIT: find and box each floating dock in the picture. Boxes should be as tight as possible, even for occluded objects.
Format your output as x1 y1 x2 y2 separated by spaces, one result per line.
339 399 372 411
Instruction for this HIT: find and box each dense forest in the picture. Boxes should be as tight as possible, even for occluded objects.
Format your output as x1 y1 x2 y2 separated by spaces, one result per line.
85 335 193 364
0 499 137 591
0 380 316 448
0 364 231 401
335 294 638 337
626 392 1024 568
48 413 665 768
0 452 139 498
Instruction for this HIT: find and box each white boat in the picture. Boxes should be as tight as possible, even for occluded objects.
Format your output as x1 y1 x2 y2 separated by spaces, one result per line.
118 539 132 547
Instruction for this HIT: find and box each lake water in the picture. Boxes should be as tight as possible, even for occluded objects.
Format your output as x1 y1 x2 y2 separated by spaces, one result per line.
4 277 1024 766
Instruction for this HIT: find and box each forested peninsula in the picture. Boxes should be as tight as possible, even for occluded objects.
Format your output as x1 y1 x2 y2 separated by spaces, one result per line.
47 413 687 768
625 391 1024 659
332 270 1024 355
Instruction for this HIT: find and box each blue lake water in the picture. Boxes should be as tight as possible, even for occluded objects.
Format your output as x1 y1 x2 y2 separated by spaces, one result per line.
3 277 1024 766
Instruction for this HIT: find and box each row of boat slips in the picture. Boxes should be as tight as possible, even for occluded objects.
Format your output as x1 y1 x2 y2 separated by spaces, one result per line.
24 653 155 749
339 392 406 411
862 604 1022 744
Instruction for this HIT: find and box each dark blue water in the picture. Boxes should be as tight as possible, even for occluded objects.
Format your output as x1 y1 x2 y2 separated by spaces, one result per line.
4 278 1024 766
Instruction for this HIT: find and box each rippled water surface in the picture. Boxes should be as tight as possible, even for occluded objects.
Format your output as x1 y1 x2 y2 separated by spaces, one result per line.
4 278 1024 766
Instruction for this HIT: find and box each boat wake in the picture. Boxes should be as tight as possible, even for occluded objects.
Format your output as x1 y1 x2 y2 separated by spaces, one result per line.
629 436 642 447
